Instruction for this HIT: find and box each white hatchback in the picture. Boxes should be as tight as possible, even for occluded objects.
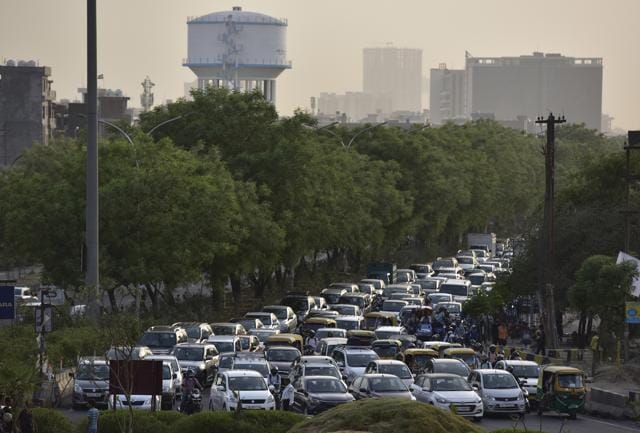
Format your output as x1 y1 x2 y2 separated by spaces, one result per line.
209 370 276 411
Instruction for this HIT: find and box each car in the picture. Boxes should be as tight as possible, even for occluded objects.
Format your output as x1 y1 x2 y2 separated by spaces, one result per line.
262 305 298 333
217 352 236 375
71 357 110 409
364 360 414 388
231 353 272 386
411 373 483 420
331 347 379 384
146 354 183 400
314 337 348 357
238 334 261 352
245 312 280 331
414 278 441 295
338 293 371 313
290 355 337 371
314 328 347 339
328 283 359 293
381 300 408 316
494 360 540 404
334 315 363 331
432 257 460 273
348 374 415 400
402 297 424 307
170 343 219 386
14 286 38 305
409 264 433 279
209 370 276 411
330 304 362 317
320 288 348 305
281 294 317 322
105 346 153 361
382 284 412 300
209 322 247 336
478 263 495 274
152 361 178 410
292 376 354 415
356 283 377 299
471 249 489 263
427 292 453 305
374 326 407 340
433 301 463 319
468 369 527 416
109 393 162 411
289 362 343 386
230 318 264 333
438 279 471 303
171 322 214 344
137 326 189 355
396 269 417 283
456 256 479 272
313 296 329 310
264 346 302 378
207 335 242 354
359 278 385 295
424 358 471 377
467 271 487 288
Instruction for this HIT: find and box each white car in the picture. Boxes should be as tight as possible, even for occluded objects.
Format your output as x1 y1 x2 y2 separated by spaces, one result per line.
494 360 540 403
146 355 183 407
331 347 379 384
374 326 407 340
109 393 162 411
244 312 281 331
411 373 483 421
209 370 276 411
469 369 527 416
364 360 414 388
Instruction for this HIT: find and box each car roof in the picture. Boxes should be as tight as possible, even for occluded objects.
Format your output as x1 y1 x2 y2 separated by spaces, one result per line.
501 360 538 366
319 337 348 344
372 359 406 365
476 369 512 374
263 305 289 310
432 358 465 364
224 369 264 378
323 288 347 293
335 315 361 321
210 322 240 327
173 342 208 348
266 346 300 351
342 347 376 354
245 312 272 316
303 375 342 382
375 326 405 331
419 373 462 379
361 373 399 378
303 362 338 369
208 335 238 341
79 357 107 365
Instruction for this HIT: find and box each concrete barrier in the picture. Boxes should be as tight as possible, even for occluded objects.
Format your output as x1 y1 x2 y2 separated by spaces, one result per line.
586 386 638 419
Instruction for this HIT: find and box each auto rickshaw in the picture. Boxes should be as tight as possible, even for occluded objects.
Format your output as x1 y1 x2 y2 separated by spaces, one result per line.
265 333 304 352
371 339 404 360
300 317 337 335
363 311 399 331
346 329 376 347
442 347 478 369
423 341 462 357
403 348 438 374
395 334 418 352
536 365 586 419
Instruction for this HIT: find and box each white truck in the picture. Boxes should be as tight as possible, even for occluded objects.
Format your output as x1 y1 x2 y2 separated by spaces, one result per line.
466 233 497 257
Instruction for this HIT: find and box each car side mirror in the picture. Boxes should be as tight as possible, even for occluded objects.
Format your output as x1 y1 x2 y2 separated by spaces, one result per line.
172 373 177 379
472 385 479 391
216 385 224 392
342 375 348 381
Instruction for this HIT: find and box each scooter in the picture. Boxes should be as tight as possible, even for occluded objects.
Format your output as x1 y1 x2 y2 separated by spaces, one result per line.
181 389 202 414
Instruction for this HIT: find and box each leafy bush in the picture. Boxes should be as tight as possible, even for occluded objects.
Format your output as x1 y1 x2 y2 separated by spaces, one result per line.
286 399 483 433
171 410 304 433
491 430 549 433
75 410 178 433
32 408 73 433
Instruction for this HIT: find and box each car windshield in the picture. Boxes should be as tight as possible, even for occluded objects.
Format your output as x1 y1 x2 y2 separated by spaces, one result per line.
252 331 274 342
511 365 540 378
468 274 485 285
379 364 412 379
139 332 176 348
163 365 171 380
333 306 356 315
373 345 399 358
375 331 402 340
347 353 378 367
172 347 204 361
212 342 235 353
438 303 461 313
264 307 287 320
282 297 309 312
322 293 342 304
411 266 430 273
76 364 109 381
305 366 340 379
316 329 346 339
369 377 407 392
239 338 251 350
336 320 359 330
434 362 469 377
558 374 583 388
235 363 269 377
306 378 347 394
382 302 405 313
341 297 365 308
248 314 272 325
212 325 236 335
433 260 454 269
429 294 450 303
418 281 437 290
432 376 471 391
439 285 467 297
185 326 202 340
457 257 473 264
483 374 518 389
266 349 300 362
228 377 267 391
219 356 234 369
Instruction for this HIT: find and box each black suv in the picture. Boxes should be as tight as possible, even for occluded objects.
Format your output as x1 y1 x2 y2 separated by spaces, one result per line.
137 325 188 355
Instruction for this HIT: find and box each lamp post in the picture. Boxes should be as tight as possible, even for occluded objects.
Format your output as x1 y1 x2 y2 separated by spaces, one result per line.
146 113 193 137
346 122 387 148
303 121 387 149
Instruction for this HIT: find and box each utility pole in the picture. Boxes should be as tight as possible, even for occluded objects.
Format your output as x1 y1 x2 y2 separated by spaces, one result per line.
86 0 100 319
536 113 565 350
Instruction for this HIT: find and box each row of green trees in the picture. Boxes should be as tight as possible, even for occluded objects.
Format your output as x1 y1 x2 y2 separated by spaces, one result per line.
0 88 624 315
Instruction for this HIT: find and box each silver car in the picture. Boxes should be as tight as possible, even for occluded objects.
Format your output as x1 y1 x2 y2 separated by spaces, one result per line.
469 369 527 416
262 305 298 332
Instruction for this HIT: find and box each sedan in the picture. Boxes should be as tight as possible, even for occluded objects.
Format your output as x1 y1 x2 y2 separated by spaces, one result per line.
293 376 354 415
411 373 483 421
348 374 415 400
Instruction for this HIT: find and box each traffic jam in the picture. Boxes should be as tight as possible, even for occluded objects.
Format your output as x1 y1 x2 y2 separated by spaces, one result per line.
71 234 587 421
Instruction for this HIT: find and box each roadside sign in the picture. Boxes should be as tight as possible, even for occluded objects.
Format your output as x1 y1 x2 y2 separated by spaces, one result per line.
0 286 16 320
35 306 53 332
625 302 640 324
40 287 65 306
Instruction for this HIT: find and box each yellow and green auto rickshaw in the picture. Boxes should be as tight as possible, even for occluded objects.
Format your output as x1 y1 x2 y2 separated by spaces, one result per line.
442 347 478 369
300 317 337 335
346 329 376 347
536 365 586 419
265 333 304 352
403 348 439 374
363 311 399 330
371 339 404 360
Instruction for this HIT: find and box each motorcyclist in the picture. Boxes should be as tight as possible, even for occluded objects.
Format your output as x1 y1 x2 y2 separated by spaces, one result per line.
488 344 498 366
510 350 522 361
268 367 282 408
181 369 203 412
479 354 492 369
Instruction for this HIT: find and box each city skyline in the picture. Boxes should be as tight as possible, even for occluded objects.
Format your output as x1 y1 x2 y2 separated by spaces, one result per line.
1 0 638 130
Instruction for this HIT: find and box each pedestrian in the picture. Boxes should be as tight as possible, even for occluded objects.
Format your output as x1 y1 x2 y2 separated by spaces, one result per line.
497 322 508 346
87 399 99 433
1 397 14 433
17 401 34 433
479 354 492 369
535 325 546 355
521 325 532 350
281 382 295 411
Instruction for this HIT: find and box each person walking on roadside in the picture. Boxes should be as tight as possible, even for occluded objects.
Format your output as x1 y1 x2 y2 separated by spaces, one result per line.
535 325 546 355
17 401 34 433
281 382 295 411
87 399 99 433
497 322 508 346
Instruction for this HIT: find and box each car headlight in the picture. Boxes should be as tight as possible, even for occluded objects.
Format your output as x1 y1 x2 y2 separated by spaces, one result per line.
228 395 237 403
487 395 496 401
74 384 83 394
266 394 275 403
199 363 206 370
163 386 170 393
475 398 483 404
144 398 152 405
436 397 449 404
410 395 416 401
518 391 524 400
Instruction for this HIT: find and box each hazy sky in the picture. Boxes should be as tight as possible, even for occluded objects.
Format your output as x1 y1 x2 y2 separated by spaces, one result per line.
1 0 638 129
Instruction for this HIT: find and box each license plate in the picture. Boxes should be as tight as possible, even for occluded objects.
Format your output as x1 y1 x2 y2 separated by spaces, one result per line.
456 406 471 412
498 404 516 408
242 404 262 409
86 393 101 398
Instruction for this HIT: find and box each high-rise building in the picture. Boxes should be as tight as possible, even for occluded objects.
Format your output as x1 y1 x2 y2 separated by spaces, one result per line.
0 60 55 166
466 52 603 130
429 64 466 125
363 46 422 113
317 91 392 123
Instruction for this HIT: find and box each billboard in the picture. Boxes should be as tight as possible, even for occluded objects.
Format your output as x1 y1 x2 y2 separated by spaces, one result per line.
0 286 16 320
109 360 163 396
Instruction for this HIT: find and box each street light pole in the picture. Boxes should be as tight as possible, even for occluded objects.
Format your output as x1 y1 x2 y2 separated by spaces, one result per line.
86 0 100 319
346 122 387 148
146 113 193 137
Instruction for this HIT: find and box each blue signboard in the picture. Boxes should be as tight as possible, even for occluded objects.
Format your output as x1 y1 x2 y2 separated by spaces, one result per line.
0 286 16 320
626 302 640 324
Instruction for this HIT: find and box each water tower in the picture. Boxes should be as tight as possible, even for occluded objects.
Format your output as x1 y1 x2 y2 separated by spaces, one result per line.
183 6 290 104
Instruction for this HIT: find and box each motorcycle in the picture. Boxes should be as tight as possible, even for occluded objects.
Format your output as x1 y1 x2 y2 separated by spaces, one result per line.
181 389 202 415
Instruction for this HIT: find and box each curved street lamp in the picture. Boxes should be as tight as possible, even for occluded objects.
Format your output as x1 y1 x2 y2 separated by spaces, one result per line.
303 121 387 149
346 122 387 148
